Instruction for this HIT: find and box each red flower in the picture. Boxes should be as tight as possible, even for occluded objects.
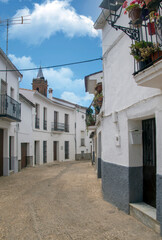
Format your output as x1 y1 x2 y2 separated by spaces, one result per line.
122 1 128 8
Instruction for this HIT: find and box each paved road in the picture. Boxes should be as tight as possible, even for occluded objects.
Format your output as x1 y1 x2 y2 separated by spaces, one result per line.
0 161 161 240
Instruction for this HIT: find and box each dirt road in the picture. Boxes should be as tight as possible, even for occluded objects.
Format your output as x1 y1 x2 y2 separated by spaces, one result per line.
0 161 161 240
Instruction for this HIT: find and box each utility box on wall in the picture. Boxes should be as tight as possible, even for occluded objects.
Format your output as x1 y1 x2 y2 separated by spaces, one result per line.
129 130 142 145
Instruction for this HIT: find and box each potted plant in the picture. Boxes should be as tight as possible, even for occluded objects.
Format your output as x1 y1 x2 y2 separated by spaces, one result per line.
123 0 145 25
130 40 154 69
95 83 102 93
86 108 95 126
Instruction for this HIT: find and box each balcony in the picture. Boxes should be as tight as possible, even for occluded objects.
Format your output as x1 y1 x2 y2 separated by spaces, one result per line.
35 117 40 129
0 94 21 122
132 6 162 88
51 122 69 133
86 108 96 130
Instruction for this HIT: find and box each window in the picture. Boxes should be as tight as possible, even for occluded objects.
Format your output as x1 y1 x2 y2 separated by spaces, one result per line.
65 114 69 132
54 111 58 130
43 107 47 130
65 141 69 159
81 138 85 146
43 141 47 163
35 104 40 129
81 131 85 146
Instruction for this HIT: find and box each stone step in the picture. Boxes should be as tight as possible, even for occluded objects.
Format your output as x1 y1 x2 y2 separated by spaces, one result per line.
130 202 160 234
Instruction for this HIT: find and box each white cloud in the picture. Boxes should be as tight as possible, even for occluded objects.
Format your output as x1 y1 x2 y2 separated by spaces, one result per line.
9 0 99 45
61 91 93 106
9 53 93 106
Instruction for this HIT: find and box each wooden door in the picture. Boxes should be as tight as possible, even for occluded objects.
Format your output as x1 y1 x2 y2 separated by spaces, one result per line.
0 129 3 176
142 118 156 208
53 141 57 161
21 143 27 169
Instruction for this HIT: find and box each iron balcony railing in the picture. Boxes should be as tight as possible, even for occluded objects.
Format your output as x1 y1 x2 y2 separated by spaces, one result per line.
51 122 69 132
132 6 162 74
43 120 47 130
35 116 40 129
0 94 21 122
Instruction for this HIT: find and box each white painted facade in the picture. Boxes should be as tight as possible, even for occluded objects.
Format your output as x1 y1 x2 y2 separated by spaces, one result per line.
86 0 162 235
0 48 22 176
19 85 92 166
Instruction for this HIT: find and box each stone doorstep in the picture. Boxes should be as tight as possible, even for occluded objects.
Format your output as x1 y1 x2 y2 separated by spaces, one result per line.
130 202 160 234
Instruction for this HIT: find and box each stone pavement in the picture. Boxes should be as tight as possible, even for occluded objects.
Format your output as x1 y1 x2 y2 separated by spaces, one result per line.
0 161 161 240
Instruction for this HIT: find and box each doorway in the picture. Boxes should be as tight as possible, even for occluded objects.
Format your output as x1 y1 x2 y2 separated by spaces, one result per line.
0 129 3 176
53 141 58 161
142 118 156 208
21 143 27 169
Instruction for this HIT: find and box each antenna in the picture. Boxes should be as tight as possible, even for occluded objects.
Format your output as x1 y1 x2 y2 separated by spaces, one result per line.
0 15 31 55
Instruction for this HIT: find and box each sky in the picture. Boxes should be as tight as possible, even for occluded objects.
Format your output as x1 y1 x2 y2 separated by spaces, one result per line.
0 0 102 107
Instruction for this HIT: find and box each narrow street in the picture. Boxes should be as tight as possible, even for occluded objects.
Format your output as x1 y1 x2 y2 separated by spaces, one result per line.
0 161 161 240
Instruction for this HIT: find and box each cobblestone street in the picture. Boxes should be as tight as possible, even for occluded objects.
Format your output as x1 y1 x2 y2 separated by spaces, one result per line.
0 161 161 240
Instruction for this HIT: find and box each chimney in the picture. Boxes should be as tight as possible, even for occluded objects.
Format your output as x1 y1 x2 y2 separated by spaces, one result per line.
49 88 53 100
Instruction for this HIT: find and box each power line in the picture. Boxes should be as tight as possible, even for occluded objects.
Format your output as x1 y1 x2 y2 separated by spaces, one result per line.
0 57 102 72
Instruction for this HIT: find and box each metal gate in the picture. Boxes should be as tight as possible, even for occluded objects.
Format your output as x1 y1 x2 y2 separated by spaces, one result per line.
142 118 156 208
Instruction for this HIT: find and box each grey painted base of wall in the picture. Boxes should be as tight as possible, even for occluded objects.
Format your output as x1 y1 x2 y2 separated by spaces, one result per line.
101 160 143 214
97 158 102 178
75 153 91 161
157 174 162 235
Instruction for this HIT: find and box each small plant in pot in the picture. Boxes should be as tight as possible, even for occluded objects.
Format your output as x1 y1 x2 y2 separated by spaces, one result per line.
130 40 154 69
123 0 145 26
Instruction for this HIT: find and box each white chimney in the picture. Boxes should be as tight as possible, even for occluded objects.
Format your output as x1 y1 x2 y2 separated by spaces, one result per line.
49 88 53 100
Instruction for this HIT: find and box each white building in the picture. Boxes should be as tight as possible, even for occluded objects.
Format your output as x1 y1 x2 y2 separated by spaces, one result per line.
18 67 92 168
85 0 162 236
0 48 22 176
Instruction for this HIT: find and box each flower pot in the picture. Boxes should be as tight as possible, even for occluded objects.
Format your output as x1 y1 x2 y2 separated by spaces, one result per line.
95 83 102 93
148 22 155 35
151 51 162 63
128 7 142 25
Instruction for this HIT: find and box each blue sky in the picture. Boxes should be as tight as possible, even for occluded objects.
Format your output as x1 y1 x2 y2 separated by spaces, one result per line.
0 0 102 107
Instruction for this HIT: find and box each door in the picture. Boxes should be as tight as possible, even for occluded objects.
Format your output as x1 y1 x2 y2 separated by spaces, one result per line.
53 141 57 161
0 129 3 176
21 143 27 169
54 111 58 130
142 118 156 208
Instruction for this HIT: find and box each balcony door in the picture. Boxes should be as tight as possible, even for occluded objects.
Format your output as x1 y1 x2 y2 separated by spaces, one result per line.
0 129 3 176
54 111 58 130
142 118 156 208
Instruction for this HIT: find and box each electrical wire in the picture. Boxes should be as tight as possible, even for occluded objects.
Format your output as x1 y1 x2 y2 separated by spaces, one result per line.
0 57 102 72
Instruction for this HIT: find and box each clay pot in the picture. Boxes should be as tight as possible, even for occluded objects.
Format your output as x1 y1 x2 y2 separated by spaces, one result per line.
151 51 162 63
148 22 155 35
128 7 142 25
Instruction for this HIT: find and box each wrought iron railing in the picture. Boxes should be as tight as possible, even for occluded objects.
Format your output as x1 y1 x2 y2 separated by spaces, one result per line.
51 122 69 132
133 7 162 74
0 94 21 121
43 120 47 130
35 117 40 129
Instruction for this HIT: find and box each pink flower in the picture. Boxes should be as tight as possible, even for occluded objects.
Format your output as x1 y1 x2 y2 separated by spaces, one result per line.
124 10 127 14
122 1 128 8
130 0 136 5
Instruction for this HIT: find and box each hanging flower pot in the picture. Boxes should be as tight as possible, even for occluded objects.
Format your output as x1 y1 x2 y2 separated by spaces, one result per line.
147 22 155 35
128 7 142 25
95 83 102 93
